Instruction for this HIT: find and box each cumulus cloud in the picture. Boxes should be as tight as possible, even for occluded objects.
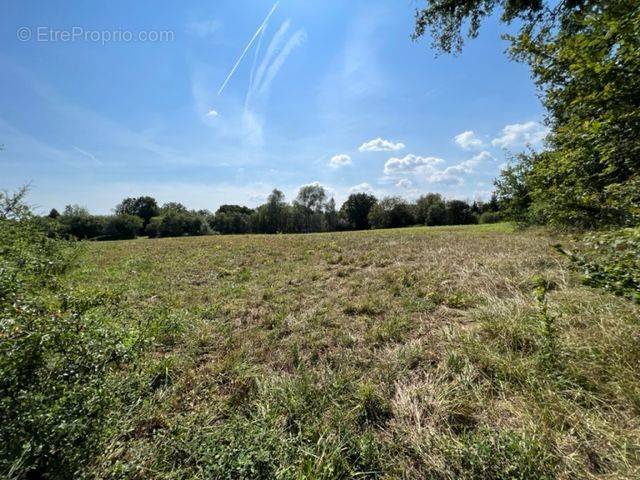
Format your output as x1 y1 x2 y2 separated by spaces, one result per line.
468 150 493 164
454 130 484 150
491 121 549 148
329 154 352 168
383 154 444 175
359 137 405 152
349 182 374 194
396 178 412 189
207 109 219 117
384 151 493 186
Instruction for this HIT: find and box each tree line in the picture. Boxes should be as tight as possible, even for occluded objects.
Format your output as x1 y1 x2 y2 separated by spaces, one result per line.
38 185 501 240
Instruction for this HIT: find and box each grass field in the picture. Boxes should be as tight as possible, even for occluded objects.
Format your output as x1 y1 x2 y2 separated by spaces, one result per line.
63 223 640 478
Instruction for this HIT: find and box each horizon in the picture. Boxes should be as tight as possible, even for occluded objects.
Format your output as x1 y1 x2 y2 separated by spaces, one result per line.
2 0 546 215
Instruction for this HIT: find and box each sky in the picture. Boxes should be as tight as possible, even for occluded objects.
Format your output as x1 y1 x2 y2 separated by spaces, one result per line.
1 0 548 214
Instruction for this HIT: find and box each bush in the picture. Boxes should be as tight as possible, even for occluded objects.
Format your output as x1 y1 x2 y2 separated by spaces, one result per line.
102 214 143 240
0 193 140 478
59 206 106 239
559 228 640 302
479 211 502 224
145 212 209 238
212 211 251 234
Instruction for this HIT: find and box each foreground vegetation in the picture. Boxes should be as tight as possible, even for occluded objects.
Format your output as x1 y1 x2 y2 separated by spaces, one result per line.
3 193 639 478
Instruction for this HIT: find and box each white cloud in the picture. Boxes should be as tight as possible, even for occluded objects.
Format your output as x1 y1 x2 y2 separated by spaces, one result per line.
384 151 493 186
396 178 412 189
239 18 306 145
359 137 405 152
471 150 493 162
329 154 352 168
491 121 549 148
454 130 484 150
207 109 219 117
349 182 374 194
256 28 306 97
383 154 444 175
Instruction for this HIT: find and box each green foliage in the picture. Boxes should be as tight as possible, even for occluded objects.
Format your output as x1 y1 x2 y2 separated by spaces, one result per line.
511 0 640 228
560 228 640 302
368 196 415 229
415 193 445 225
479 210 502 224
340 193 377 230
58 205 106 239
494 153 535 223
413 0 546 54
102 214 143 240
115 196 159 227
416 0 640 229
0 192 141 478
146 211 209 238
450 429 556 480
445 199 477 225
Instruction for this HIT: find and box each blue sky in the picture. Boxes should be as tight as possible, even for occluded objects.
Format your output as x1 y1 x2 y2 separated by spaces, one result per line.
1 0 547 214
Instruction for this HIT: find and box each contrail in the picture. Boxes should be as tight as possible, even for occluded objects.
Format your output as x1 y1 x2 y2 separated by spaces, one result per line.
217 1 280 96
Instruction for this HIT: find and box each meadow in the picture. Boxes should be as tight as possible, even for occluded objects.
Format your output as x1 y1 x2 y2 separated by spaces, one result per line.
50 223 639 478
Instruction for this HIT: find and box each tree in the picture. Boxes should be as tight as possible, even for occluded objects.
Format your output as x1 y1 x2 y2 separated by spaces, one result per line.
115 196 159 227
48 208 60 219
296 184 327 213
340 193 377 230
368 197 415 229
161 202 188 214
445 199 476 225
251 189 289 234
216 205 254 216
494 153 535 223
488 193 499 213
102 215 143 240
415 193 445 225
212 205 253 234
425 201 447 226
414 0 640 228
59 205 105 239
324 198 338 232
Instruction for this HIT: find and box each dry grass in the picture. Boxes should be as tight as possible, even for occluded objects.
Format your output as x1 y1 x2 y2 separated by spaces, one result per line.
64 223 640 479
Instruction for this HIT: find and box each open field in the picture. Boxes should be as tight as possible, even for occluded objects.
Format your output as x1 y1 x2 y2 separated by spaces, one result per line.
63 224 640 478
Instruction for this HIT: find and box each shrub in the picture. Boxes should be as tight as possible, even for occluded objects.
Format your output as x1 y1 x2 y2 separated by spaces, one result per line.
144 212 209 238
59 206 106 239
102 214 143 240
0 192 140 478
479 211 502 224
559 228 640 302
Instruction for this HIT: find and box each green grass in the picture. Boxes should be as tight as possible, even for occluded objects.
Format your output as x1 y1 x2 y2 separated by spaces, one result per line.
59 223 640 478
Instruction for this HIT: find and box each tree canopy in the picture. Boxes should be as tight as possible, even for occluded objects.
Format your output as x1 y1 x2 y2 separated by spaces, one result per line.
414 0 640 228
